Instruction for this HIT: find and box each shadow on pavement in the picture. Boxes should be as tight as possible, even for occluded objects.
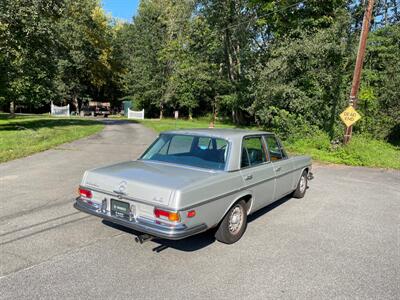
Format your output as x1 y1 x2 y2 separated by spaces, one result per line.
102 194 293 253
0 118 102 131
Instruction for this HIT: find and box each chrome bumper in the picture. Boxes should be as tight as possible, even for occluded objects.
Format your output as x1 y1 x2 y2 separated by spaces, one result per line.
74 198 207 240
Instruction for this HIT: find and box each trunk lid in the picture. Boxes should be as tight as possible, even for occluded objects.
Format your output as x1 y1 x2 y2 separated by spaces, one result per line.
82 160 215 206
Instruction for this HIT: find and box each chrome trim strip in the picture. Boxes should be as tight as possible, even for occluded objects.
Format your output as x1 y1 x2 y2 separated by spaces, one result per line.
182 188 244 210
274 165 311 179
74 199 207 240
181 164 311 210
82 164 311 212
80 185 173 210
138 159 223 173
181 175 276 211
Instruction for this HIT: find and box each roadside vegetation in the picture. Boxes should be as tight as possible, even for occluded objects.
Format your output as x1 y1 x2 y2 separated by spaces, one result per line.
139 117 238 132
139 118 400 169
0 114 104 163
1 1 399 168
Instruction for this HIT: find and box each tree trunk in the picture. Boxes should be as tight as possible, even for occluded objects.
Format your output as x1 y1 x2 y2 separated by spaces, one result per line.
188 108 193 120
233 43 241 77
10 101 15 117
392 0 399 21
384 0 388 25
212 95 218 124
73 95 79 113
160 104 163 119
224 29 233 82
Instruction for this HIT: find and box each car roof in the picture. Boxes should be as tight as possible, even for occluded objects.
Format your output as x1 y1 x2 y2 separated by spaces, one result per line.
161 128 273 139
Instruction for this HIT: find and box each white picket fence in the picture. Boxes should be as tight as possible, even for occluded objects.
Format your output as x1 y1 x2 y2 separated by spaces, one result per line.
127 108 144 120
51 102 70 117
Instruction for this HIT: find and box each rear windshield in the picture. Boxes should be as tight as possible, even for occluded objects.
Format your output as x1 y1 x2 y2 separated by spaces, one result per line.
140 134 229 170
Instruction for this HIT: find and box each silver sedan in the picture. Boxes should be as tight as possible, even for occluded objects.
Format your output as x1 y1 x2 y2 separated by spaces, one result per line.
74 129 313 244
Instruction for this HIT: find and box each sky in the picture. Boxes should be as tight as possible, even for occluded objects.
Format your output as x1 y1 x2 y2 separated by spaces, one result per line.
101 0 140 22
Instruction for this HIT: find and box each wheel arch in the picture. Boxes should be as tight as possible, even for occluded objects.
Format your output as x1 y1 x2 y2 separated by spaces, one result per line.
296 166 309 182
216 192 253 225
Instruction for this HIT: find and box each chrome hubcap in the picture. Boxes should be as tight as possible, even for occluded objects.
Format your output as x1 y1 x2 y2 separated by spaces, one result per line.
299 176 306 193
228 206 244 234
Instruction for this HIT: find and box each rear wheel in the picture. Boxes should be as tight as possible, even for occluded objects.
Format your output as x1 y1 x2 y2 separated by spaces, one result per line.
215 200 247 244
293 170 308 198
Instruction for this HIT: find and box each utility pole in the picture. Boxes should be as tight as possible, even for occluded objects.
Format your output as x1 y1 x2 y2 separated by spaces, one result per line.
344 0 375 144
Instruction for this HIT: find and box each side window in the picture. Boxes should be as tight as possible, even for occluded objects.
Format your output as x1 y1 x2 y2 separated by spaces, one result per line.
241 136 267 168
167 135 194 154
265 135 285 161
198 137 212 150
216 139 228 150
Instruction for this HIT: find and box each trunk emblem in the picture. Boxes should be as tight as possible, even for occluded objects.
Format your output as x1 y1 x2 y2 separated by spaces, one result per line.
118 180 127 193
113 181 128 197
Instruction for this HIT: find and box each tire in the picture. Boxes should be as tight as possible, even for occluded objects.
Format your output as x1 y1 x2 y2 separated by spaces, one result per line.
293 170 308 198
215 200 247 244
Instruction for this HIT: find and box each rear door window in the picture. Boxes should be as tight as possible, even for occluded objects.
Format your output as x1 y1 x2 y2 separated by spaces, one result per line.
265 135 285 161
241 136 267 168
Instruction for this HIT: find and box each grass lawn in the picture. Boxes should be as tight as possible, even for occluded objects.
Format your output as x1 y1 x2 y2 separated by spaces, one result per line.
138 118 400 169
285 133 400 169
0 113 104 163
139 117 240 132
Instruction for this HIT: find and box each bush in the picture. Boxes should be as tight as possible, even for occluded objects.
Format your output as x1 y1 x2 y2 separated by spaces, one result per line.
285 132 400 169
257 106 320 141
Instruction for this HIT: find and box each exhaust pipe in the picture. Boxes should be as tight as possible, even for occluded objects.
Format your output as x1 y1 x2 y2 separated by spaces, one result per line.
134 234 153 244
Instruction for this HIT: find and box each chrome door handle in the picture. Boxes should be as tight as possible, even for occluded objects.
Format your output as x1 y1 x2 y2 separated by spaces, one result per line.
244 175 253 180
274 167 282 172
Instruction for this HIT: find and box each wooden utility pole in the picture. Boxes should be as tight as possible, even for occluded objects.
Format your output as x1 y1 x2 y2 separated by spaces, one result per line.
344 0 375 144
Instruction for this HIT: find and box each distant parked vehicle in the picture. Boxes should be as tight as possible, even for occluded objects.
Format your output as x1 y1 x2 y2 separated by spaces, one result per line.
81 106 110 117
74 129 313 244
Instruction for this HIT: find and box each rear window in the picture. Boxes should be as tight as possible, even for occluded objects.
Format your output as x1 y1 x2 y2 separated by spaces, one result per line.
141 134 229 170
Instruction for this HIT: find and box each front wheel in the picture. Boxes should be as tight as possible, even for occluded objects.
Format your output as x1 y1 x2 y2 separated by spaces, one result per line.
215 200 247 244
293 170 308 198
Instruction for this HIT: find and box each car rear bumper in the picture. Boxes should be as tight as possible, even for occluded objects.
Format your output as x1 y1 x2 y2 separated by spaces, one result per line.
74 198 207 240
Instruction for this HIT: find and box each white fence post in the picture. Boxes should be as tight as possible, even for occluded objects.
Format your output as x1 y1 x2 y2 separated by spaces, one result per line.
127 108 144 120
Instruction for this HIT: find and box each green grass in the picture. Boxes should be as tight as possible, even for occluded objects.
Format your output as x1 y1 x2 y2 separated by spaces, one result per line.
0 113 104 163
285 132 400 169
138 117 238 132
138 118 400 169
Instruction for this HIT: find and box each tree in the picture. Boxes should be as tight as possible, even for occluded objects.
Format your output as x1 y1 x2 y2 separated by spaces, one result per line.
198 0 256 123
55 0 116 111
251 10 353 138
121 0 169 118
359 22 400 140
0 0 64 114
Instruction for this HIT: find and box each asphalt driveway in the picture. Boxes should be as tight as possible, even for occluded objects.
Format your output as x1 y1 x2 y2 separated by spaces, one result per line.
0 120 399 299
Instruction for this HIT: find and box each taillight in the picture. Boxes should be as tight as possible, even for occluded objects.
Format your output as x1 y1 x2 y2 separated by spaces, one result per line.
78 187 92 199
154 208 180 222
187 210 196 218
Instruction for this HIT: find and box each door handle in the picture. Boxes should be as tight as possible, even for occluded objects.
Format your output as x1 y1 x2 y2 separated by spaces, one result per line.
274 167 282 172
244 175 253 181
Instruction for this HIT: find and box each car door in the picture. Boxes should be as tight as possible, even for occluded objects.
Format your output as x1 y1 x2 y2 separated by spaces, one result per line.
240 136 276 211
264 134 294 200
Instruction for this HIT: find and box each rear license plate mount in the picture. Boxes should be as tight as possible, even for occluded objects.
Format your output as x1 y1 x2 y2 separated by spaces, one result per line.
111 199 131 219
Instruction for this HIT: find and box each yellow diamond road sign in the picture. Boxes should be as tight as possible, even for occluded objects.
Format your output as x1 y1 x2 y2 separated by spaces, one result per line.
340 106 361 127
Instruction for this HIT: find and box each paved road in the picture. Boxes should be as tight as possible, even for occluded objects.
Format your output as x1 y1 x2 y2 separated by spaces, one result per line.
0 121 399 299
